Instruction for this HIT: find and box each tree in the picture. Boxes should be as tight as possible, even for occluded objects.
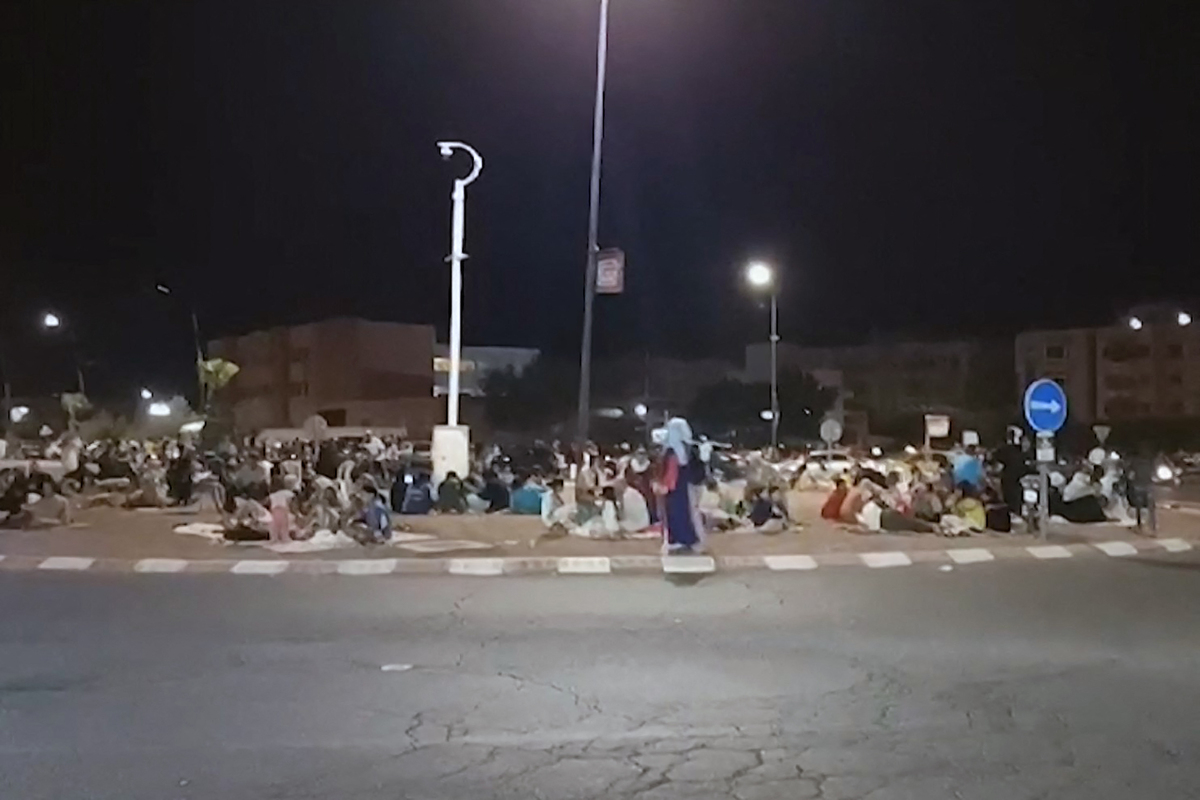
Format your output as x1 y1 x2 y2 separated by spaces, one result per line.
481 356 578 433
689 370 835 442
198 358 240 414
60 392 91 432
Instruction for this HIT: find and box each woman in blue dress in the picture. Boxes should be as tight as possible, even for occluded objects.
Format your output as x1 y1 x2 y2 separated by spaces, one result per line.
655 417 702 553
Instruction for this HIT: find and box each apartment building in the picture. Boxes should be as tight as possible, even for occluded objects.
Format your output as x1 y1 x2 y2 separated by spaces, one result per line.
1016 304 1199 423
208 318 439 435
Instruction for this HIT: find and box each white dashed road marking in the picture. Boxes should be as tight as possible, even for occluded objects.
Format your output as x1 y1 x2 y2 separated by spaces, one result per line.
135 558 189 573
764 555 819 571
230 560 289 575
337 559 397 576
946 548 995 564
38 557 95 571
448 558 506 576
1094 541 1138 557
557 557 612 574
1027 545 1073 559
860 552 912 568
1157 538 1193 553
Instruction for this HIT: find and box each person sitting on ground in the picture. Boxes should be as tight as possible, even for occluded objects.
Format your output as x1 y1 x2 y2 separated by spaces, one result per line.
950 482 987 531
616 477 652 533
436 471 468 514
400 472 434 515
821 478 849 521
746 485 787 532
266 475 294 544
980 484 1012 532
509 472 547 515
478 470 511 514
357 486 392 543
1052 466 1108 523
540 477 572 531
911 481 945 523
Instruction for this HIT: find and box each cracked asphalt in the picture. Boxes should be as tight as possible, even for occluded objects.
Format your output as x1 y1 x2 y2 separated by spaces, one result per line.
1 554 1199 799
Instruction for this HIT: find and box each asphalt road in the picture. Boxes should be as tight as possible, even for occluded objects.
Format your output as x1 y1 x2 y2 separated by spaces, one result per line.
2 557 1199 799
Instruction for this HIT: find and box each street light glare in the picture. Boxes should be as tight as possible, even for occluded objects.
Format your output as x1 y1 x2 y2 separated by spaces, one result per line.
1178 311 1192 327
633 403 648 419
745 262 773 288
42 312 61 329
1128 316 1143 331
9 406 30 423
148 402 171 417
155 284 171 295
140 388 153 400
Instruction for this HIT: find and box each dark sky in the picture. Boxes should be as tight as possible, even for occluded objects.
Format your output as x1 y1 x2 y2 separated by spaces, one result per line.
2 0 1198 400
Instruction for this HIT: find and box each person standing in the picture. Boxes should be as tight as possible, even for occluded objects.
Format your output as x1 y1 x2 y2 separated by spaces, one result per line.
655 417 701 554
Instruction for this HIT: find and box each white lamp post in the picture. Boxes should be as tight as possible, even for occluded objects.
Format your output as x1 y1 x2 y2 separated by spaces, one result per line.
745 262 779 450
432 141 483 482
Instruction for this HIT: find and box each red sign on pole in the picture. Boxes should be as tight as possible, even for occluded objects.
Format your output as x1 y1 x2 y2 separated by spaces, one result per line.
596 248 625 294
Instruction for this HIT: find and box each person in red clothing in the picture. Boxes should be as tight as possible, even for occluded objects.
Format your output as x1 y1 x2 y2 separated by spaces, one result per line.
820 478 848 520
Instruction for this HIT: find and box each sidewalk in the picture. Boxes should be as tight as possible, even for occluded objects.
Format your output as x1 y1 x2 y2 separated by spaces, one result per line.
0 492 1196 575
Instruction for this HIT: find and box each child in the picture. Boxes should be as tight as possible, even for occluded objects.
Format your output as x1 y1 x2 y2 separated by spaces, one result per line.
267 476 295 543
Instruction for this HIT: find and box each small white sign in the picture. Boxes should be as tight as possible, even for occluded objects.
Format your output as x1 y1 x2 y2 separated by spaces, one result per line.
924 414 950 438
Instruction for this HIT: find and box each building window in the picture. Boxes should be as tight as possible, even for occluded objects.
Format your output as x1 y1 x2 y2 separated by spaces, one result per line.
318 408 346 426
1045 345 1066 360
433 357 477 373
1167 343 1184 359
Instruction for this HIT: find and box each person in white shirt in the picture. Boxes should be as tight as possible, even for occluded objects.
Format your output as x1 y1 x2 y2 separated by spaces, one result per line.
617 479 651 533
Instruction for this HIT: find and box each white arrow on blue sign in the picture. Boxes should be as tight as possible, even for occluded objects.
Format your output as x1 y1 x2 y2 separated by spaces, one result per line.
1023 378 1068 433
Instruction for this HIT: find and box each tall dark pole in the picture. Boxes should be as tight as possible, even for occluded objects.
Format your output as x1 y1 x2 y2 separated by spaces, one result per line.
769 291 779 451
576 0 610 443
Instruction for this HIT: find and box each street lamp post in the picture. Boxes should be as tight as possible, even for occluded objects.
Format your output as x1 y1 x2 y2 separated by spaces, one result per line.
745 263 779 451
41 311 86 396
156 283 206 404
432 140 483 481
576 0 611 443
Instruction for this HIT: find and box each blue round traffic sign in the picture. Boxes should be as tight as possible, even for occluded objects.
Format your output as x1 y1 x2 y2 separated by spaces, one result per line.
1023 378 1068 433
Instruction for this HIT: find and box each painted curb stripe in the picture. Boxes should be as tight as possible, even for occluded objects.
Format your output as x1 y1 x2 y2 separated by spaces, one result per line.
1027 545 1072 559
135 558 189 573
860 552 912 568
38 557 95 571
662 555 716 574
1094 541 1138 557
1157 538 1192 552
448 558 506 576
337 559 398 575
557 557 612 574
946 548 995 564
764 555 818 571
230 560 289 575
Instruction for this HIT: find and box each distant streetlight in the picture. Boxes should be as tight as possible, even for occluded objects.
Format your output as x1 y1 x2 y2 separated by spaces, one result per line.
1128 316 1144 331
140 388 153 400
9 405 30 423
633 403 648 419
148 402 171 418
760 409 775 421
1178 311 1192 327
745 262 780 450
39 311 85 395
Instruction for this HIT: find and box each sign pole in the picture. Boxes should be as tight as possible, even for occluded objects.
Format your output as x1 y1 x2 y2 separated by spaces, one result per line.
1023 379 1068 539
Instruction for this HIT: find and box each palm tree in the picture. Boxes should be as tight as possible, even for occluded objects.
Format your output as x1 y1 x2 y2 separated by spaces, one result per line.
61 392 91 432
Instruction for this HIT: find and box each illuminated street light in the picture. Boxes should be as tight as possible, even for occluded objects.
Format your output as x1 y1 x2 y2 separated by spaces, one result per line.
9 405 30 423
1178 311 1192 327
41 311 61 329
1128 316 1144 331
745 261 780 449
148 402 171 418
760 409 775 421
633 403 648 419
140 388 153 400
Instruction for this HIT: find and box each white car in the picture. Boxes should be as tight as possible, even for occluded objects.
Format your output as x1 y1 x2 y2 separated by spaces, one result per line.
802 449 855 479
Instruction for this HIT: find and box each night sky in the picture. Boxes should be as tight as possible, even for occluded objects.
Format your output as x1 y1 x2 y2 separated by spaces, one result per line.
2 1 1197 401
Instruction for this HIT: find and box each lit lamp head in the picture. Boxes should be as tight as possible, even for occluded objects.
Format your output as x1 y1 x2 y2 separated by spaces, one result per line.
745 262 773 289
1128 316 1144 331
1178 311 1192 327
41 312 61 330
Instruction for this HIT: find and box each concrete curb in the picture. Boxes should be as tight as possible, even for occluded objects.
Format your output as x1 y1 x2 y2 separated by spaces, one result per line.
0 537 1192 577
